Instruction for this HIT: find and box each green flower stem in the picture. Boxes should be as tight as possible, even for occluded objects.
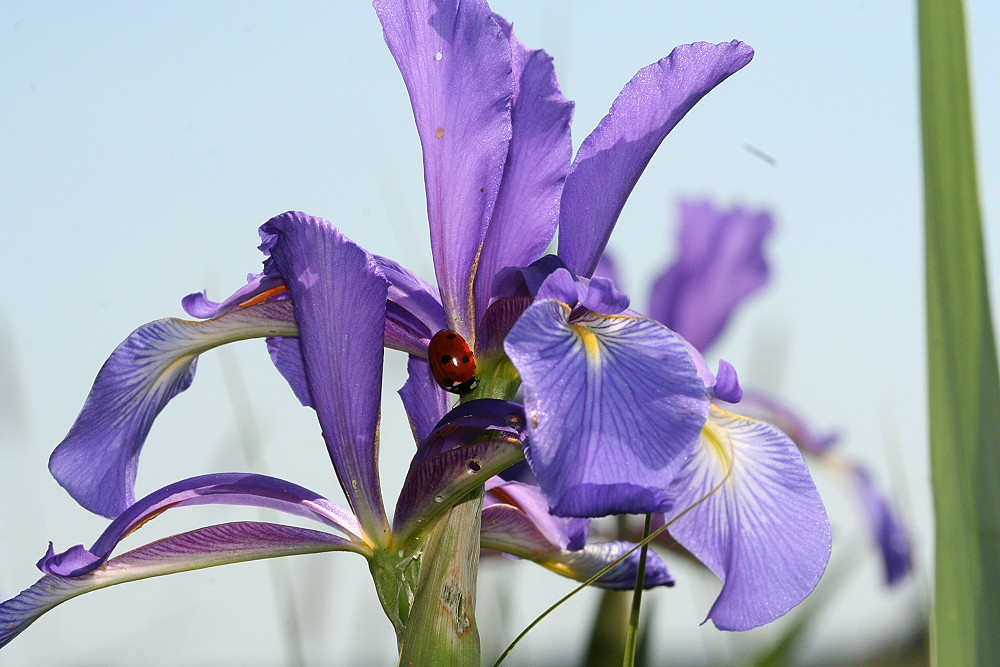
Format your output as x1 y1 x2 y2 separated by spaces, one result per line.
622 513 652 667
918 0 1000 664
397 490 484 667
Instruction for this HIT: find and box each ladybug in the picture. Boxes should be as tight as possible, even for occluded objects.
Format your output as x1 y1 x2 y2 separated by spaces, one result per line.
428 329 478 394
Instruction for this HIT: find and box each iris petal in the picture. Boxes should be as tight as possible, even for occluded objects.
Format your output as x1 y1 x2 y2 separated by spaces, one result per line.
666 405 831 631
38 472 365 577
0 522 361 650
558 41 755 278
48 301 298 518
375 0 514 341
261 211 390 545
649 200 773 351
473 15 574 321
480 503 672 590
505 300 710 517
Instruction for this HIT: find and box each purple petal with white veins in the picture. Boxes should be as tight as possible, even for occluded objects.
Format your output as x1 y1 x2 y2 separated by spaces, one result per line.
39 472 364 577
398 354 450 445
505 301 710 517
558 42 755 278
649 200 773 351
479 505 672 590
0 521 361 650
375 0 514 342
666 405 831 631
261 211 390 544
473 15 574 320
49 301 298 518
851 466 912 585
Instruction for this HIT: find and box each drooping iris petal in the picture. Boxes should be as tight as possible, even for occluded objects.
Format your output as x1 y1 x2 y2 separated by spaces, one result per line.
473 15 574 321
505 300 710 517
0 521 363 650
261 211 390 545
480 502 672 590
38 472 365 577
558 41 755 278
850 466 912 585
665 405 831 631
48 301 298 519
485 478 588 551
649 200 773 351
375 0 514 342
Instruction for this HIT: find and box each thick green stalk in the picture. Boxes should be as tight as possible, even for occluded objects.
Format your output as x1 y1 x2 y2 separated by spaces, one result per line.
917 0 1000 665
397 491 483 667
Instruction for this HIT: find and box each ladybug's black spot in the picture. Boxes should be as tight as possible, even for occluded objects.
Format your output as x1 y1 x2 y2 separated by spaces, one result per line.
443 378 455 387
440 355 453 364
446 332 458 339
461 355 470 364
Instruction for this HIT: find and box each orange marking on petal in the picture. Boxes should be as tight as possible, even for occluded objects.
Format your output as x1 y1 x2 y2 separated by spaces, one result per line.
238 283 289 308
435 126 445 138
122 501 183 540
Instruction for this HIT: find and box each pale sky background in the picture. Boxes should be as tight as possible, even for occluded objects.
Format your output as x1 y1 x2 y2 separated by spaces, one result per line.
1 1 997 665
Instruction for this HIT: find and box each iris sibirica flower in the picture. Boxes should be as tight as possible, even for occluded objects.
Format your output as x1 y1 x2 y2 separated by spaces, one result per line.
2 0 832 657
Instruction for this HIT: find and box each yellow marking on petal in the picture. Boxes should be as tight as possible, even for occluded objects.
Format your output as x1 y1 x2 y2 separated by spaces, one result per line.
435 126 445 138
571 324 602 365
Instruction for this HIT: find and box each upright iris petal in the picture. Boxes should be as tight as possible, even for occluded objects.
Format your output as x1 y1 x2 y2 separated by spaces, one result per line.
472 15 574 322
558 41 755 278
649 200 773 351
375 0 514 342
505 300 710 517
261 211 391 546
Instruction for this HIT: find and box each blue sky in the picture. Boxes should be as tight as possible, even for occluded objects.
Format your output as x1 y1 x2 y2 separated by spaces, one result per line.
1 2 997 665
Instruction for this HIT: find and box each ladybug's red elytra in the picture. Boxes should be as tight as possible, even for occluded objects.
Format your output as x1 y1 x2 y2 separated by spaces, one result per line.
428 329 478 394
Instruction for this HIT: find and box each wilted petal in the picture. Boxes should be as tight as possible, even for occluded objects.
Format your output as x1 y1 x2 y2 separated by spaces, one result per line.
260 211 389 544
649 200 773 351
39 472 365 577
480 504 672 590
851 466 912 585
393 438 524 545
49 301 298 518
375 0 514 341
505 301 710 517
558 42 755 278
474 15 574 320
666 405 831 631
0 521 362 650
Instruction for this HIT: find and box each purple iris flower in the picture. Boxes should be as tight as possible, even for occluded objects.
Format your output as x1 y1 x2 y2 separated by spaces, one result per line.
643 198 910 589
2 0 831 647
